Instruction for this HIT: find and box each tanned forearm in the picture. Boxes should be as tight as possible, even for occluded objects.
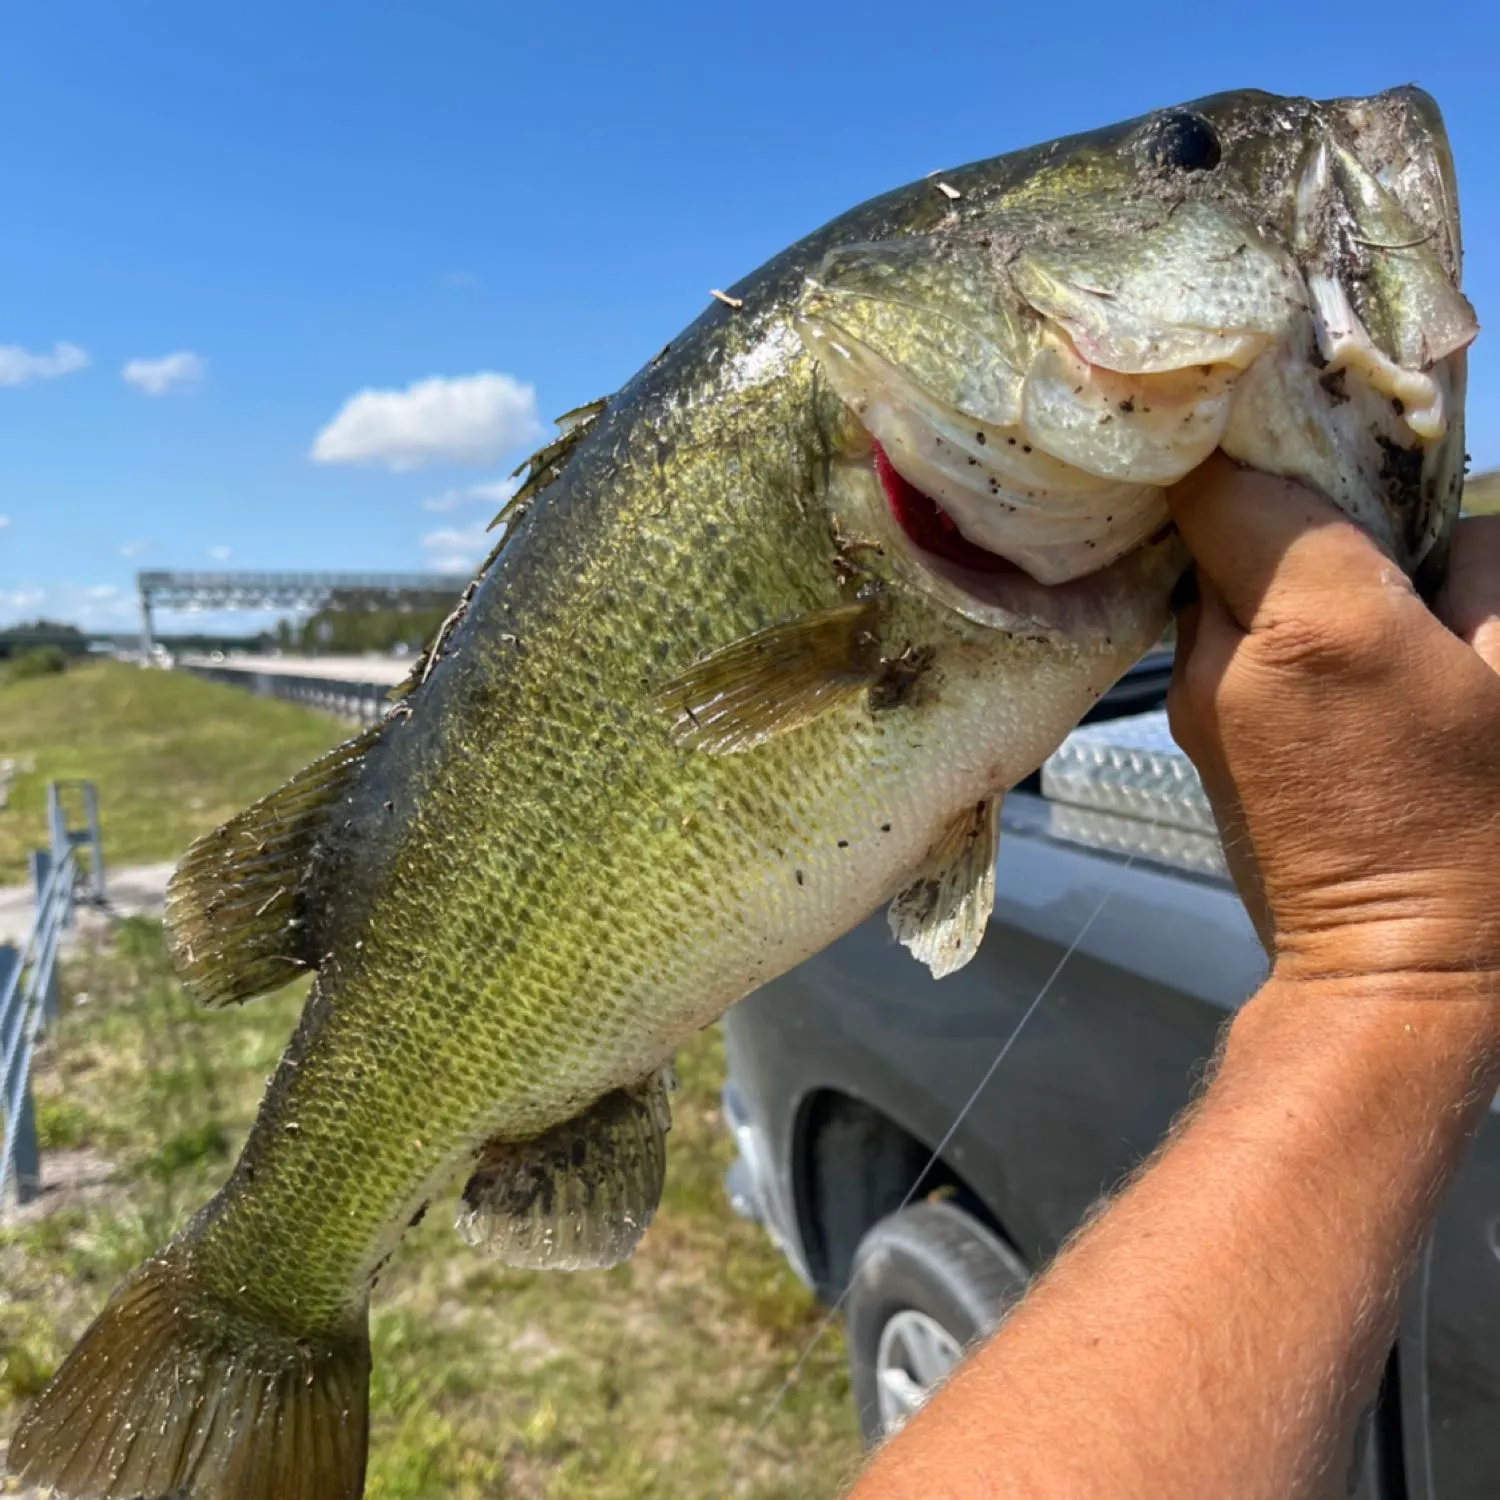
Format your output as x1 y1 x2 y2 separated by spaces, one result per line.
848 979 1500 1500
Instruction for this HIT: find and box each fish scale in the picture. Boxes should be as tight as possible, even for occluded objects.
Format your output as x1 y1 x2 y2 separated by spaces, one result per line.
181 353 1060 1326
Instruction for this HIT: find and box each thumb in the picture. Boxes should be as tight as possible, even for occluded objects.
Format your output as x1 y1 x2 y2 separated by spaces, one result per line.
1165 455 1401 632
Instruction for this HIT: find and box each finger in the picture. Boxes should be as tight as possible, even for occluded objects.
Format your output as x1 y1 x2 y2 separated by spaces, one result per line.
1164 579 1272 948
1173 595 1201 663
1169 562 1201 663
1436 515 1500 668
1165 454 1403 631
1168 597 1201 747
1167 574 1237 767
1169 563 1199 614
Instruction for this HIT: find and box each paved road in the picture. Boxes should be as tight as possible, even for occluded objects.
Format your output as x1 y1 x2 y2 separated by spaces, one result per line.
0 861 175 945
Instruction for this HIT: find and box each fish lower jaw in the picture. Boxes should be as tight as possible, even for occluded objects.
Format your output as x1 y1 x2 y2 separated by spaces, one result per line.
871 433 1164 587
860 437 1179 638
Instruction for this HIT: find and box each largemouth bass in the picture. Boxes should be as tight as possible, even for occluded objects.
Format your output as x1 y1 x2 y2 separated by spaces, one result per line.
12 86 1474 1498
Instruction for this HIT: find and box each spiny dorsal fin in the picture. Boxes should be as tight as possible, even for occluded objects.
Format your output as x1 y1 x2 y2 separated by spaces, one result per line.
456 1070 673 1270
165 727 380 1006
652 599 884 755
388 397 612 703
888 795 1001 978
495 395 611 530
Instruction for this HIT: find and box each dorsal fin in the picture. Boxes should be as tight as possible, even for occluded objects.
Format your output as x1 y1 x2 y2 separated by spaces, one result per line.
389 397 612 703
496 395 610 529
164 727 380 1006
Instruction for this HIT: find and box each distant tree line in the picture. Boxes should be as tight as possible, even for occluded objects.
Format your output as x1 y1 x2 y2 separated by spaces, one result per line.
0 619 89 659
273 587 459 656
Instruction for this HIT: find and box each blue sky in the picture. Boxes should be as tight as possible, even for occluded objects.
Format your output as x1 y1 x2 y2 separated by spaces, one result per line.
1 0 1497 633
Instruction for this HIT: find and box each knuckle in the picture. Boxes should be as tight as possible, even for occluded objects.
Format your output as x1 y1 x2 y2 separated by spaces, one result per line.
1247 601 1398 683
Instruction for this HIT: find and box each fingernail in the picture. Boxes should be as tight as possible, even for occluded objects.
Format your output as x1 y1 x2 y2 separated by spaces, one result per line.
1170 565 1199 611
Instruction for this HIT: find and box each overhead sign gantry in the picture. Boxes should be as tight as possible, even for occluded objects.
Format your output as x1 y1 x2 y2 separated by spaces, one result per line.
135 570 459 652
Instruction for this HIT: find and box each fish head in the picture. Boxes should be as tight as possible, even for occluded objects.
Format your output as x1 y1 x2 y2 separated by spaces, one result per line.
797 87 1474 631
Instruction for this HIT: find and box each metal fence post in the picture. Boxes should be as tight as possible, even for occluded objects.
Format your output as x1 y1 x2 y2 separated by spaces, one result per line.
46 781 65 862
10 1090 39 1205
82 781 105 902
0 782 104 1205
0 943 38 1204
28 848 61 1018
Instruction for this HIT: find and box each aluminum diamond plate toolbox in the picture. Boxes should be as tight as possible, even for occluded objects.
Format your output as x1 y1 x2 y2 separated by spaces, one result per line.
1040 710 1226 876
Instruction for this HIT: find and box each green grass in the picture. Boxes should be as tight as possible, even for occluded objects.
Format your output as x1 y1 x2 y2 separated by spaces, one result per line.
0 922 860 1498
0 662 348 882
1464 470 1500 517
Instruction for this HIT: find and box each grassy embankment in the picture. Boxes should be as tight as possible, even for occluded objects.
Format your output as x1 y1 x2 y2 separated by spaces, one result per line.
0 663 858 1497
1463 469 1500 517
0 661 347 883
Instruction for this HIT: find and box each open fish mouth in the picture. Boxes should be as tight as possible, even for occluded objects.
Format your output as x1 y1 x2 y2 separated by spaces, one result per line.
802 304 1197 595
796 90 1477 623
864 424 1184 636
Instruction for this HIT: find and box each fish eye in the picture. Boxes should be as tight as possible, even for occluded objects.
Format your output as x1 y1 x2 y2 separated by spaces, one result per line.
1140 111 1222 172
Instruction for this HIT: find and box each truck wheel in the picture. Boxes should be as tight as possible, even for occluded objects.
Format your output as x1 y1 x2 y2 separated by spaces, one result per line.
844 1200 1029 1447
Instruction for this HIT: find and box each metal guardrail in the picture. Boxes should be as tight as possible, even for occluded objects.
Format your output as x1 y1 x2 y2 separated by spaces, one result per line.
1 781 105 1204
179 663 394 725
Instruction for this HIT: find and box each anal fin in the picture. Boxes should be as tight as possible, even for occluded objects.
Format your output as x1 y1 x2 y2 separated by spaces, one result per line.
165 726 379 1007
652 600 883 754
457 1071 673 1270
888 796 1001 978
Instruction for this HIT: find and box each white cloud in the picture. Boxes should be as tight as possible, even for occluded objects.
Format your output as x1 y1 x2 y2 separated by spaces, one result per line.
419 474 519 513
0 583 137 627
420 519 494 574
122 350 206 395
208 545 231 561
469 476 520 503
118 541 145 558
0 517 10 531
0 342 89 387
312 372 541 471
0 587 46 616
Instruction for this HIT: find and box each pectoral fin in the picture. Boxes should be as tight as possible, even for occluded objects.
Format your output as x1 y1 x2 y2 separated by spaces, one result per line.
652 600 883 754
888 796 1001 978
457 1071 673 1270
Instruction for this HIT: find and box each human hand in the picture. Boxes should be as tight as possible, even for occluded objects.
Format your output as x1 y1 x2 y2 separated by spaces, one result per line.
1164 454 1500 1001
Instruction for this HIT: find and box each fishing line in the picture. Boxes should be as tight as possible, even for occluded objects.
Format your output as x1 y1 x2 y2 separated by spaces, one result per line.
734 855 1135 1473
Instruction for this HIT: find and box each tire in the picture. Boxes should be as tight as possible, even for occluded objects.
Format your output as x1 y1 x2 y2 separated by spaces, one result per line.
845 1199 1029 1447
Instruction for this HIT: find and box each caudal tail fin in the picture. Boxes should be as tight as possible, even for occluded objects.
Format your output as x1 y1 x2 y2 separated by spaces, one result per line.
8 1254 370 1499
